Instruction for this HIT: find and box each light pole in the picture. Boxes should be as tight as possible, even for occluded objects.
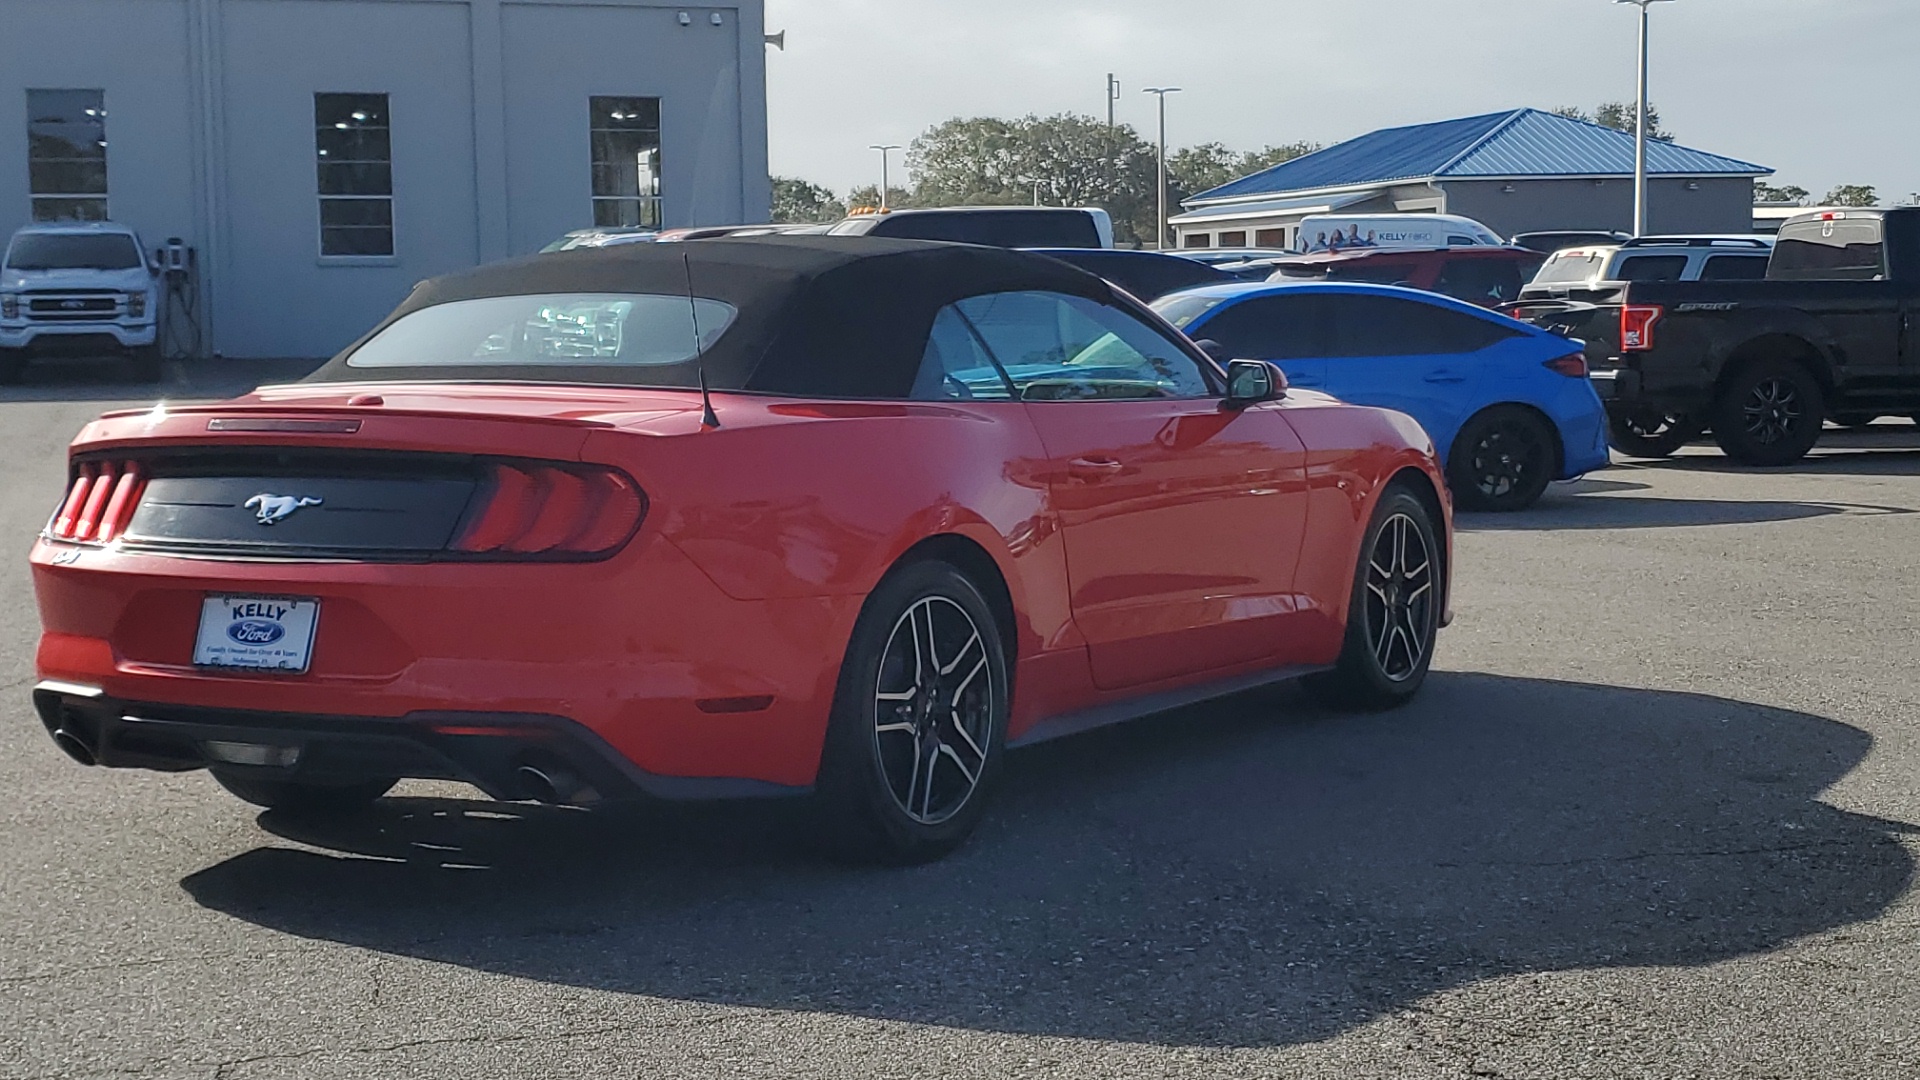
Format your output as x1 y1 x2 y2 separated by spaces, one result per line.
1617 0 1675 237
1142 87 1181 249
869 144 901 210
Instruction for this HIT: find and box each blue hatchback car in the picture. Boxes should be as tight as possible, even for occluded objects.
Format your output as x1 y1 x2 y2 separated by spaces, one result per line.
1156 282 1610 511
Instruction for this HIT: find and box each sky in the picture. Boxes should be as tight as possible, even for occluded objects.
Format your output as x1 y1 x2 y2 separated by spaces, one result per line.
763 0 1917 204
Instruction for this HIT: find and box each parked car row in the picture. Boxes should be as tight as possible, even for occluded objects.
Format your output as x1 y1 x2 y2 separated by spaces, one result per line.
1511 207 1919 465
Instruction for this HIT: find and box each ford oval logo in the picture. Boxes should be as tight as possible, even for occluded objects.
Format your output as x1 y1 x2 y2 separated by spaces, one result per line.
227 619 286 645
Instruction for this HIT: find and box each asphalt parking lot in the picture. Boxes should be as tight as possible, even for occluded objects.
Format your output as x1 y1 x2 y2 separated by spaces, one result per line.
4 361 1920 1080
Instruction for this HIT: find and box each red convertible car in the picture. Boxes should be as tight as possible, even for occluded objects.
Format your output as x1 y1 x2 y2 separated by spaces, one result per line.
30 238 1451 862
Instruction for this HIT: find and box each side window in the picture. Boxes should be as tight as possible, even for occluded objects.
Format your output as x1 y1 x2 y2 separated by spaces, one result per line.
1435 258 1527 304
1190 295 1334 360
1324 295 1520 357
1614 255 1689 282
910 307 1014 401
1700 254 1769 281
955 291 1215 401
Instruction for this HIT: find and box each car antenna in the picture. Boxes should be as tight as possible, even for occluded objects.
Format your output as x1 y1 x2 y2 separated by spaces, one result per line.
681 249 720 429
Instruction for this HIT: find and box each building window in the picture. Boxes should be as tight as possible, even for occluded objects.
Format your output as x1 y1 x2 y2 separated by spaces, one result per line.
27 89 108 221
315 93 393 257
1182 233 1211 249
1218 230 1248 247
590 97 661 228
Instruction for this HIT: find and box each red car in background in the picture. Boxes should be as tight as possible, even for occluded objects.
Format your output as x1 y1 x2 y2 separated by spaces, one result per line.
30 237 1452 863
1267 246 1548 308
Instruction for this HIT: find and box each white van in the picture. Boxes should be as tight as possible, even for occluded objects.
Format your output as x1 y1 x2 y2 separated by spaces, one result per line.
1296 213 1505 254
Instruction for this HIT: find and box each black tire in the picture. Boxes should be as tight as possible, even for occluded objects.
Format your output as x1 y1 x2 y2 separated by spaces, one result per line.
1711 358 1825 466
0 348 25 386
1305 486 1442 711
1446 406 1558 512
127 344 163 383
1607 409 1704 459
211 769 395 815
814 560 1009 864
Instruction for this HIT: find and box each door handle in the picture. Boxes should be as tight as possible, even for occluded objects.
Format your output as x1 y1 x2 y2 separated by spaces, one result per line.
1424 370 1467 384
1067 456 1125 480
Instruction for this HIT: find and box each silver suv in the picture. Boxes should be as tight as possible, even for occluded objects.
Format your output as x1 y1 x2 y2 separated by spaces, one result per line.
1521 235 1774 300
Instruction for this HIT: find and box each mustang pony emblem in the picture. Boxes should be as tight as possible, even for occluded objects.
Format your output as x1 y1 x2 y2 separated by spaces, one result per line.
243 494 323 526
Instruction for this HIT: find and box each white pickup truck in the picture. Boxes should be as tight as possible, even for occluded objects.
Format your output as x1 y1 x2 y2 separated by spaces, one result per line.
0 221 162 383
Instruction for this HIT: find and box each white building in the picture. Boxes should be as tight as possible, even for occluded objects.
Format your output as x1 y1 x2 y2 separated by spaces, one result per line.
0 0 771 359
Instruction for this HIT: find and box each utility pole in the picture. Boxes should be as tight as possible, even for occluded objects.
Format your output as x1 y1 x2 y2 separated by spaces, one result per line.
1617 0 1675 237
868 144 901 210
1142 87 1181 250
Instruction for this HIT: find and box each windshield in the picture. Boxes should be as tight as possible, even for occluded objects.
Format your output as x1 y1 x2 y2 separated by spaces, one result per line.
5 233 142 271
346 293 739 369
1152 293 1229 330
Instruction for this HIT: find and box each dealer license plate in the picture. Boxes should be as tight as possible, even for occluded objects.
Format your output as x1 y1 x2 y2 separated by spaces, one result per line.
193 595 320 673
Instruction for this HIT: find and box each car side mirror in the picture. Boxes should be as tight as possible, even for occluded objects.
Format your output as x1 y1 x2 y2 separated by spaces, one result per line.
1224 359 1287 409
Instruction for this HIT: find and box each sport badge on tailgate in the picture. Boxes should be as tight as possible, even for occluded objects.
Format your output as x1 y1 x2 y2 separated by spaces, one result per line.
193 595 321 672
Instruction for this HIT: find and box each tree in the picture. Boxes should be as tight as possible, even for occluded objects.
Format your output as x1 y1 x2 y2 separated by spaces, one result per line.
1167 141 1319 204
904 113 1163 245
1754 182 1809 206
1824 185 1879 207
845 185 917 212
1554 102 1674 142
771 177 846 224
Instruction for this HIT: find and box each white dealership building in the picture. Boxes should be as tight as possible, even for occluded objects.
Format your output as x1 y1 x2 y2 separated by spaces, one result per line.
0 0 771 359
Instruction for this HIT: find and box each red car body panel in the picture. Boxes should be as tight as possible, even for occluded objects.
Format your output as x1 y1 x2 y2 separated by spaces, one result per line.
31 380 1451 791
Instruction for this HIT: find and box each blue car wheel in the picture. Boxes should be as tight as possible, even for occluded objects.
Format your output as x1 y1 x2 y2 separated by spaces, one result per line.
1447 406 1557 512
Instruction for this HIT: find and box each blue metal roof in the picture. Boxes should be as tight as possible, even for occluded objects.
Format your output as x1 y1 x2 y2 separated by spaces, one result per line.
1190 109 1771 205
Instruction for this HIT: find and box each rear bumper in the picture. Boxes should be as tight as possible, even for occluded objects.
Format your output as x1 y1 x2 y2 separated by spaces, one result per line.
30 535 858 790
33 681 805 802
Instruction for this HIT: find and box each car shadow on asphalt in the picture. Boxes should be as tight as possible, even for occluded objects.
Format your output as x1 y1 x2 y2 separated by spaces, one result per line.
1458 490 1913 531
180 673 1915 1049
0 356 324 405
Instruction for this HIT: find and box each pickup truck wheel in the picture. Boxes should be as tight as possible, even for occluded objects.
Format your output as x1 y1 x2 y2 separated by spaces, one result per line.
1447 406 1556 512
1711 359 1825 466
0 348 24 385
1608 410 1703 459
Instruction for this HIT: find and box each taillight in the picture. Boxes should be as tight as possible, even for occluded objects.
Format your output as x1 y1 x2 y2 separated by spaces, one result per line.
1543 353 1589 378
1620 304 1663 352
451 462 644 559
47 460 145 544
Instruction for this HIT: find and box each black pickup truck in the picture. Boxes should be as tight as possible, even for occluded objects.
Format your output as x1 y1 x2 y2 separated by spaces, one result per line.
1511 207 1919 465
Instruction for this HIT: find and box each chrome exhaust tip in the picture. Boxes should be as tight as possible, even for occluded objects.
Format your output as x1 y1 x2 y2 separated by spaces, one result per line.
51 728 98 767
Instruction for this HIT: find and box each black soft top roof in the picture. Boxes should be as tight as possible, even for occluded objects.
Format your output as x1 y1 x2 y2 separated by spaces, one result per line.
307 236 1116 398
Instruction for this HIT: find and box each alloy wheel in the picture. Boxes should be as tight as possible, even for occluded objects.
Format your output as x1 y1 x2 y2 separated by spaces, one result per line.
1743 378 1803 446
1363 513 1436 683
1468 421 1545 499
872 596 994 826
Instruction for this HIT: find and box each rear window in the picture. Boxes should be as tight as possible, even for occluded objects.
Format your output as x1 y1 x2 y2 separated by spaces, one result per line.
1614 255 1689 282
836 210 1101 249
5 232 143 271
1435 258 1531 304
1771 219 1885 281
1533 249 1610 285
1324 260 1419 286
346 293 738 369
1699 254 1770 281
